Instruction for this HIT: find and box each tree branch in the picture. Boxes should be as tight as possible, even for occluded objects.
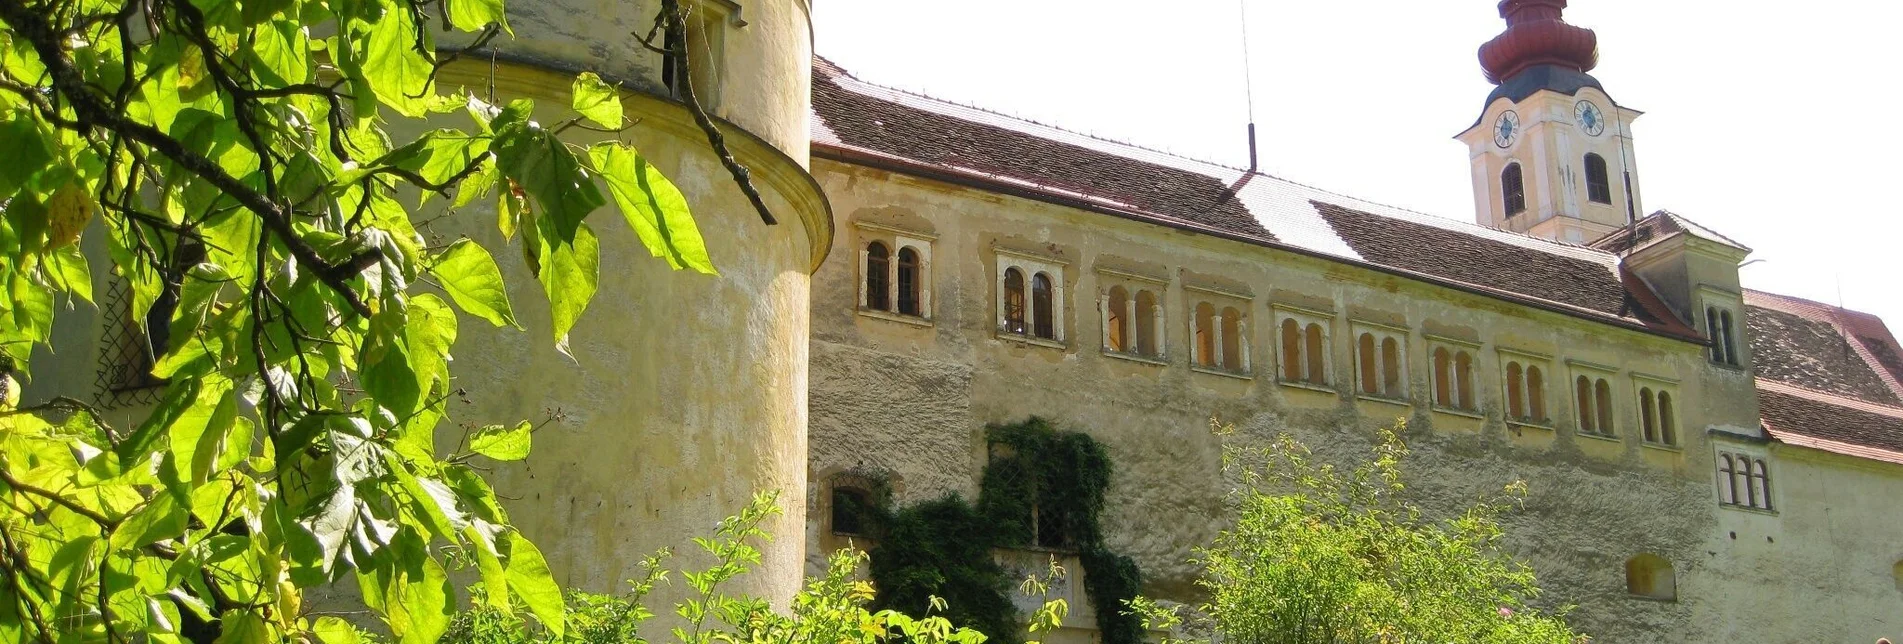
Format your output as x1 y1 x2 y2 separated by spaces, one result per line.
0 0 378 318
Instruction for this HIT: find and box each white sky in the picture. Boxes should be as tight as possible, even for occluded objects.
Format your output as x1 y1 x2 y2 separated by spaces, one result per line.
811 0 1903 331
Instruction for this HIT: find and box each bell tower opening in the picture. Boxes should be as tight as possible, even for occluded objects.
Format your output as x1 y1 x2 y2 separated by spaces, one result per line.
1456 0 1644 244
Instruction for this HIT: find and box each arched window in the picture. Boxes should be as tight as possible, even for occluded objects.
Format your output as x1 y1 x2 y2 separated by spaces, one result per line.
832 486 872 536
866 242 891 311
1625 554 1677 601
1717 455 1737 505
1506 362 1526 419
1706 307 1724 363
1134 291 1158 357
1281 319 1304 382
1221 307 1244 372
1749 459 1771 510
1194 302 1216 367
1658 392 1676 446
1304 324 1326 385
1433 348 1453 407
1575 376 1595 433
1031 272 1055 340
1584 153 1612 204
1454 351 1474 410
897 247 921 316
1106 286 1129 352
1502 163 1527 216
1527 366 1546 421
1734 457 1754 507
1594 379 1615 435
1359 334 1379 395
1002 268 1026 334
1720 310 1738 366
1381 338 1402 397
1639 388 1658 443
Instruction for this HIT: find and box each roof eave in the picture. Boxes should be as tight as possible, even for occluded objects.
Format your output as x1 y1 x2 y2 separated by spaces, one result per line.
815 141 1705 346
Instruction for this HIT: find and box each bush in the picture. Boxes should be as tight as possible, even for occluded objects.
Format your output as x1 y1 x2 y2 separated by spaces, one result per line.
1135 421 1588 644
437 491 1032 644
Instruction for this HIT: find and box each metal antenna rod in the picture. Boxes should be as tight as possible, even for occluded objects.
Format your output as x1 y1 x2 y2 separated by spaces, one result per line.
1239 0 1258 173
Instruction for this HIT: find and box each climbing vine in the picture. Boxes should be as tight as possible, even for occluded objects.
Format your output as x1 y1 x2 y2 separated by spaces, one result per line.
861 418 1144 644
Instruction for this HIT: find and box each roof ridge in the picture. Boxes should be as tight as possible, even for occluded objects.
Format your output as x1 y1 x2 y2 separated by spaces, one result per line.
814 55 1612 260
1655 209 1752 250
815 56 1249 174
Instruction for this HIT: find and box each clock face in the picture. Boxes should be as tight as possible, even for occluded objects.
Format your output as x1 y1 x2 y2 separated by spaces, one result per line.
1575 100 1606 136
1494 111 1521 148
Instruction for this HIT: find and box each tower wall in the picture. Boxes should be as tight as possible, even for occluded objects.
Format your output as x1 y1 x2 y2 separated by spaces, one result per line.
27 0 831 611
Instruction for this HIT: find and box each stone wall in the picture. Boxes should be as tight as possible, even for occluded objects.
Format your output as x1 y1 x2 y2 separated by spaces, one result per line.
803 159 1902 642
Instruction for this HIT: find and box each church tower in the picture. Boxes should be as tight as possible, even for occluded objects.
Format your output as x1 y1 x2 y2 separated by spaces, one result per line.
1456 0 1643 244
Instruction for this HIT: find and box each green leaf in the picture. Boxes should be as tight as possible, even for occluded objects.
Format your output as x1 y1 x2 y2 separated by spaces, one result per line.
249 19 310 85
111 494 186 551
405 293 457 396
312 616 363 644
360 309 422 417
380 129 492 189
465 523 511 611
45 244 93 303
493 113 605 244
570 72 622 130
385 536 454 644
537 220 600 354
214 610 273 644
359 4 435 118
469 421 531 461
505 530 565 637
445 0 512 35
590 143 716 274
430 239 517 327
0 110 52 194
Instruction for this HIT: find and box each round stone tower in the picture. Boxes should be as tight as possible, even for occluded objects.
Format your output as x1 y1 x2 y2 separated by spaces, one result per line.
441 0 829 604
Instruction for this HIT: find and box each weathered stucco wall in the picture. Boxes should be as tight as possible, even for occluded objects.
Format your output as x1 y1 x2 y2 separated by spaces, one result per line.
802 159 1903 642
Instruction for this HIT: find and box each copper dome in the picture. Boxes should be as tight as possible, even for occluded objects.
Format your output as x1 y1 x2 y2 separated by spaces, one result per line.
1478 0 1599 85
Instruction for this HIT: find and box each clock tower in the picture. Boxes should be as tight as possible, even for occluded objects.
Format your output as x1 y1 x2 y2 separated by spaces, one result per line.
1456 0 1643 244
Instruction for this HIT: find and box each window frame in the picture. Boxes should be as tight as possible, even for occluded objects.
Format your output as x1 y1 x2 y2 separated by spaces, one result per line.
1096 268 1168 363
1498 349 1554 427
856 224 935 325
1698 288 1745 368
1632 374 1681 448
1501 162 1528 216
1568 361 1620 439
1427 337 1483 415
1274 306 1334 390
1350 321 1409 402
1715 448 1775 512
1584 153 1613 204
1187 285 1254 377
995 249 1068 346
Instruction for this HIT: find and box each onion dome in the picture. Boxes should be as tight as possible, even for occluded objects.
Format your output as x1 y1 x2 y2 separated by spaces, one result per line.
1478 0 1599 85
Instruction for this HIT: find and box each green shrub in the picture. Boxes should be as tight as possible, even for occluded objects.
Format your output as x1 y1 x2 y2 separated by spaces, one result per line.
1134 421 1587 644
866 418 1143 644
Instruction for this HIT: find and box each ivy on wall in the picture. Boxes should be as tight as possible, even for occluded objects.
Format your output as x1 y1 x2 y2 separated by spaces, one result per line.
859 418 1144 644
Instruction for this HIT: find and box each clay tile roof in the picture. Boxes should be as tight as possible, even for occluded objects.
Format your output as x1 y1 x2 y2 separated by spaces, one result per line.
1759 383 1903 458
1746 290 1903 463
809 57 1694 340
1746 290 1903 405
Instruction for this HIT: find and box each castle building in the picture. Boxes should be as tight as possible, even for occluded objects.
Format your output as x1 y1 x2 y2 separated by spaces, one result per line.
803 1 1903 641
27 0 1903 642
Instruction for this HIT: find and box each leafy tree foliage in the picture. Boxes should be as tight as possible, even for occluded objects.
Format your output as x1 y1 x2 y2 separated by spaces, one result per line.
0 0 725 642
1135 421 1587 644
867 418 1142 644
440 492 996 644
